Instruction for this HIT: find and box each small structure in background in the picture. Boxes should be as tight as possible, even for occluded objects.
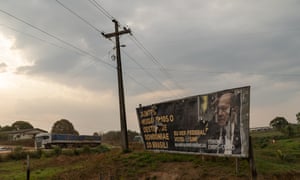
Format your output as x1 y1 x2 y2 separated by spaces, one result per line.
250 126 273 132
3 128 48 141
133 135 143 143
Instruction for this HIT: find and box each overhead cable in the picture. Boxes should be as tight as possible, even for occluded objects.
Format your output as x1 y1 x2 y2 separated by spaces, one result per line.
0 8 115 69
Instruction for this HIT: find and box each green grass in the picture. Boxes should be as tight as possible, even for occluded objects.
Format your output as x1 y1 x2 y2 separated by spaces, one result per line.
253 136 300 175
251 129 284 138
0 131 299 179
0 156 85 180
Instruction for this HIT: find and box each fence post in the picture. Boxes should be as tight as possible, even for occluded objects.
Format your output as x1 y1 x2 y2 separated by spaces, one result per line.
26 154 30 180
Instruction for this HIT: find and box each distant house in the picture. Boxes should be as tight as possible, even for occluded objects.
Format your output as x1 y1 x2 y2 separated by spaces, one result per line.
3 128 48 141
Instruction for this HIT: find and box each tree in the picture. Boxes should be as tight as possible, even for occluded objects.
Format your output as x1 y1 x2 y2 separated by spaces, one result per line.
0 125 16 132
270 117 289 131
284 124 295 137
51 119 79 135
296 112 300 124
12 121 33 130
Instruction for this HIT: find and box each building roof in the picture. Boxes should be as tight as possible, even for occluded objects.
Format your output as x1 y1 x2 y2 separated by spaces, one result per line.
0 128 48 135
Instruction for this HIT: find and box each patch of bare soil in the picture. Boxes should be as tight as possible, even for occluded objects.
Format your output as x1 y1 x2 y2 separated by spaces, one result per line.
139 162 249 180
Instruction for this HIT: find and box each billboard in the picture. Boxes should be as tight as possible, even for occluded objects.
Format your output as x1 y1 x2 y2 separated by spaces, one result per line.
136 86 250 157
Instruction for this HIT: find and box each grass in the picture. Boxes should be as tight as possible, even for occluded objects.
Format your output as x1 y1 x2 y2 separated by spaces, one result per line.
0 131 300 179
0 155 86 180
252 131 300 176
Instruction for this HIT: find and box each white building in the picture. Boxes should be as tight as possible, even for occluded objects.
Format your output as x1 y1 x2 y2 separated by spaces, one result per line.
5 128 48 141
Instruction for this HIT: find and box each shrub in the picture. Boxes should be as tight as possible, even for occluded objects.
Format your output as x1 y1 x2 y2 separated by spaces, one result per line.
276 149 286 161
73 148 80 156
62 149 75 156
82 145 91 154
94 145 110 153
7 146 27 160
29 149 42 159
53 146 62 156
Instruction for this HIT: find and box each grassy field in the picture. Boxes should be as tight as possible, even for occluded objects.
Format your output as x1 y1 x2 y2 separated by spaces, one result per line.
0 131 300 179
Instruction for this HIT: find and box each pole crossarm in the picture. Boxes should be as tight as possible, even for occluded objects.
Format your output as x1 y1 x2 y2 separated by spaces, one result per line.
102 29 131 38
101 20 131 38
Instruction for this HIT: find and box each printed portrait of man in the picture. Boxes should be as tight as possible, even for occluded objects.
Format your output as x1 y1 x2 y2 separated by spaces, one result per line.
206 91 241 155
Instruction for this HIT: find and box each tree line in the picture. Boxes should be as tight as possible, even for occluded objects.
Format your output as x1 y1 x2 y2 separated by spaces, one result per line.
269 112 300 137
0 119 140 143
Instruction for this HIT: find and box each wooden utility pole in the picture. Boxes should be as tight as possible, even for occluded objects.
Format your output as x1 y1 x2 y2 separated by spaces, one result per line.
102 19 131 152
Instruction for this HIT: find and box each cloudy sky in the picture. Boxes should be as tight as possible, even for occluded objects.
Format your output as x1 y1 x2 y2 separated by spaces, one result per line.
0 0 299 134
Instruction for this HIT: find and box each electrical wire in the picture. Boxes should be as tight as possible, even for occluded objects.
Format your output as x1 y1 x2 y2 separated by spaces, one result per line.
87 0 185 95
48 2 159 93
56 0 104 33
0 8 115 69
0 24 72 52
88 0 115 21
121 49 180 97
123 72 154 92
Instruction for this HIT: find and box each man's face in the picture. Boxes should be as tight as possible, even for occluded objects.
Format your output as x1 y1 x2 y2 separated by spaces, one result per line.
217 93 231 126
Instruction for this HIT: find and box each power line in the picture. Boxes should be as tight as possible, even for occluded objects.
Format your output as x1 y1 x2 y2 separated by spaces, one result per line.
82 0 183 92
128 34 185 91
88 0 115 21
86 0 185 94
56 0 182 95
122 49 180 97
85 0 182 95
123 72 154 92
0 8 115 69
0 7 174 98
56 0 104 33
0 24 71 52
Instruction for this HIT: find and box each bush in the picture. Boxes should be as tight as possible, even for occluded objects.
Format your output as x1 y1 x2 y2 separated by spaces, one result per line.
8 146 27 160
29 149 42 159
53 146 62 156
73 148 80 156
62 149 75 156
41 150 54 158
276 149 286 161
82 145 91 154
94 145 110 153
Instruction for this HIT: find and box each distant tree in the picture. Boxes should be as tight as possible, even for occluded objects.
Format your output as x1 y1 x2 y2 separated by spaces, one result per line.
93 132 99 136
296 112 300 124
12 121 33 130
270 117 289 131
127 130 140 142
284 124 295 137
0 125 16 132
51 119 79 135
102 130 140 145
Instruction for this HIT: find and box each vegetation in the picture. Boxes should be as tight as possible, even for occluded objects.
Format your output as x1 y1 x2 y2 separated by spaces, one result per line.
0 115 299 179
296 112 300 124
1 129 300 179
51 119 79 135
102 130 140 145
269 117 289 131
11 121 33 130
0 121 34 141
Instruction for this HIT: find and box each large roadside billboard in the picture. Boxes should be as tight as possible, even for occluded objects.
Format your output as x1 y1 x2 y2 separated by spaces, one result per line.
136 86 250 157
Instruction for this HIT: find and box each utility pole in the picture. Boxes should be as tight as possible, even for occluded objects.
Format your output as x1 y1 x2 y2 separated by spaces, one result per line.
102 19 131 152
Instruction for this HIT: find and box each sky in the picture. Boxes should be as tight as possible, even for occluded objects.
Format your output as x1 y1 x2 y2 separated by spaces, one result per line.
0 0 299 134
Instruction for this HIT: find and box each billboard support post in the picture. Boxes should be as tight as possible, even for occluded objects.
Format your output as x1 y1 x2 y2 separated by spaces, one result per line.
248 136 257 180
235 158 239 175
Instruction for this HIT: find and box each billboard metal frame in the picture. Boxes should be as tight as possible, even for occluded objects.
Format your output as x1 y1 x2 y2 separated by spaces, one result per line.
136 86 250 158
